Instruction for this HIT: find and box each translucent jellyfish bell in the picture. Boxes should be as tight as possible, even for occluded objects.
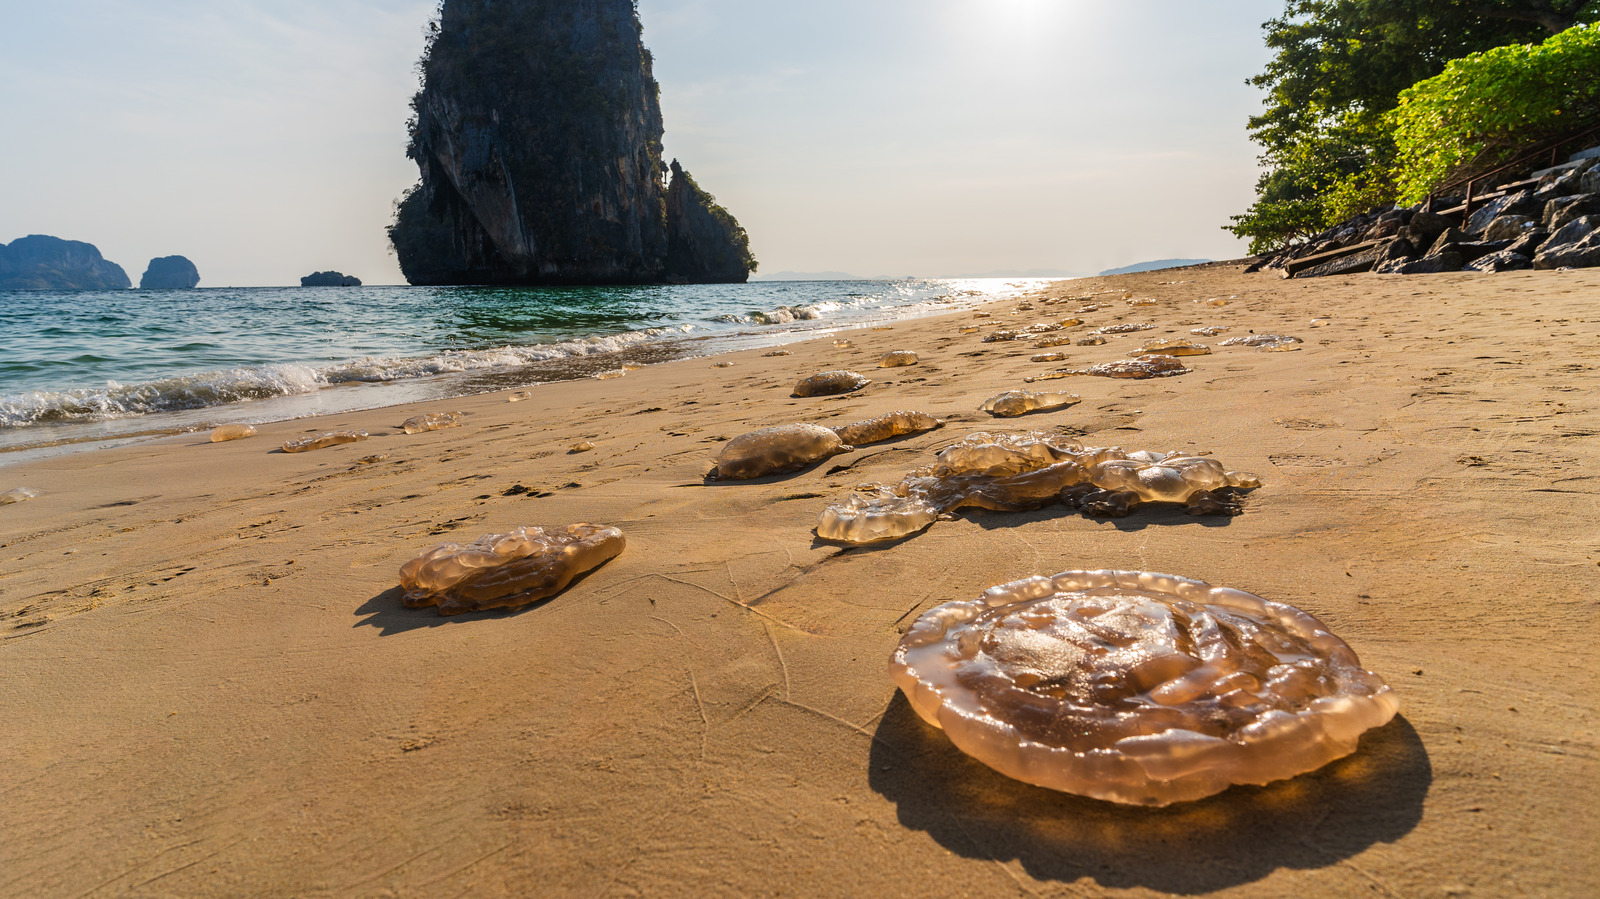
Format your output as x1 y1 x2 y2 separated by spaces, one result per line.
794 371 871 397
710 424 852 480
890 570 1399 806
400 524 626 616
831 411 943 446
980 390 1082 418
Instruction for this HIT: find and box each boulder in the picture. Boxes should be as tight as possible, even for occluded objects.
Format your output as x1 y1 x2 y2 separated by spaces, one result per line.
1292 246 1380 278
1393 253 1463 274
1363 210 1408 241
1533 216 1600 269
1505 230 1550 258
139 255 200 289
1482 216 1538 242
1427 227 1469 256
1371 238 1417 274
1404 210 1452 246
1544 194 1600 233
1466 190 1540 235
301 271 362 287
1465 250 1532 273
0 235 131 290
1532 167 1584 203
1585 167 1600 194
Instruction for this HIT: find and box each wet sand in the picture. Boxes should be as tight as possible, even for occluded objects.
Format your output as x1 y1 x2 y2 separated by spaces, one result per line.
2 264 1596 897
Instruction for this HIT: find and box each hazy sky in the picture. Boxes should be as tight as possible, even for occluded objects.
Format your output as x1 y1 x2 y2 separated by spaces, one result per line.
0 1 1281 286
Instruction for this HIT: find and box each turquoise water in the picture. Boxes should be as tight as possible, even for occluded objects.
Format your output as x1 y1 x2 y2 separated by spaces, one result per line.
0 279 1050 458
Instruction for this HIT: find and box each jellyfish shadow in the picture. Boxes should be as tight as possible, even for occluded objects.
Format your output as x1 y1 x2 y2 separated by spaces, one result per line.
868 693 1430 894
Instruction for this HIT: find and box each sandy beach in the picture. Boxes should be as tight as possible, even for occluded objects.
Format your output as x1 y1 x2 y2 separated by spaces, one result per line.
2 265 1596 897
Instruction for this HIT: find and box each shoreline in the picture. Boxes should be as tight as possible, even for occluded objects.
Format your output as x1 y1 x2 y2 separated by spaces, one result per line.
2 264 1596 897
0 278 1054 466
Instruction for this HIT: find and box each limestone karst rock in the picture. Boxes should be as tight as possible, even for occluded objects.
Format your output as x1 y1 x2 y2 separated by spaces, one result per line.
0 235 131 290
300 271 362 287
389 0 755 286
139 256 201 289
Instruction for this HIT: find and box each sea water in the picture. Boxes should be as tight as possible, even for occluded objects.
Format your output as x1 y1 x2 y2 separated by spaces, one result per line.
0 279 1052 462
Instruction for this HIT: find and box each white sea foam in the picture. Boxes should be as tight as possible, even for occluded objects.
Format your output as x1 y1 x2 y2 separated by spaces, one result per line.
0 329 670 428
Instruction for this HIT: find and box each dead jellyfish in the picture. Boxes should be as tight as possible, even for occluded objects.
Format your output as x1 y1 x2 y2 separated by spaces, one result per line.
983 330 1022 343
833 339 856 349
1132 338 1211 357
1221 335 1303 352
1076 335 1107 347
959 326 982 334
623 362 645 371
1310 318 1332 327
1127 297 1158 307
282 431 369 454
794 371 871 397
879 351 920 368
210 424 258 443
815 492 944 543
594 368 628 379
399 524 626 616
1078 304 1102 313
1031 353 1068 363
890 570 1399 806
1064 452 1262 517
2 487 40 505
1033 336 1073 349
763 350 793 357
981 390 1081 418
1204 297 1231 307
401 412 463 434
816 432 1100 544
508 391 534 402
1054 318 1084 329
1028 355 1191 382
1191 327 1229 337
831 411 944 446
712 361 735 368
568 441 596 454
1099 323 1155 335
973 312 993 319
709 423 852 480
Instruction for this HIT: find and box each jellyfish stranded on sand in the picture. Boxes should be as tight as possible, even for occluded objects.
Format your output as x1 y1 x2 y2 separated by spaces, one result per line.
815 433 1261 544
830 411 944 446
793 371 871 397
282 431 369 453
401 412 463 434
980 390 1081 418
210 424 258 443
1221 334 1303 352
1132 338 1211 357
891 570 1398 805
878 351 919 368
1064 451 1262 517
1026 355 1191 382
708 424 852 480
2 487 40 505
399 524 626 616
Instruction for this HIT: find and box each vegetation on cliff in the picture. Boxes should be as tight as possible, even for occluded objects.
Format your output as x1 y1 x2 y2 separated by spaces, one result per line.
1230 0 1599 252
389 0 755 286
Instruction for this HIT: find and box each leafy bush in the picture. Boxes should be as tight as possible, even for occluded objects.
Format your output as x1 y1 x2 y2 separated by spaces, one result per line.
1390 22 1600 203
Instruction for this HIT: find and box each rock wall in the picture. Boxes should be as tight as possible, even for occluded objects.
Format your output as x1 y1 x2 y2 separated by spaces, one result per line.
301 271 362 287
664 160 756 283
0 235 131 290
140 256 200 289
390 0 754 286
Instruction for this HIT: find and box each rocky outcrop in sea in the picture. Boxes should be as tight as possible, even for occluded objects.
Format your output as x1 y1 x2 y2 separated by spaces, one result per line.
0 235 131 290
1251 155 1600 278
301 271 362 287
389 0 755 286
140 256 200 289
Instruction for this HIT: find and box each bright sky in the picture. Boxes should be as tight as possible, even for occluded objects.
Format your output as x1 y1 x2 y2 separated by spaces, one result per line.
0 0 1281 286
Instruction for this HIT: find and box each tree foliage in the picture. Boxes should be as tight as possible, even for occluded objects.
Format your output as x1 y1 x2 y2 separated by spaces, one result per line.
1390 22 1600 202
1229 0 1599 252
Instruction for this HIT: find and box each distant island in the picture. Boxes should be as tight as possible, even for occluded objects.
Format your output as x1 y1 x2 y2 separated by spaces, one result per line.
301 271 363 287
1098 258 1212 276
388 0 755 286
0 235 130 290
140 256 200 289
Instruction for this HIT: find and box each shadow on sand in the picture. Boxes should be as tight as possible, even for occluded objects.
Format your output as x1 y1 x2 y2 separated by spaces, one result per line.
352 566 609 636
868 692 1430 894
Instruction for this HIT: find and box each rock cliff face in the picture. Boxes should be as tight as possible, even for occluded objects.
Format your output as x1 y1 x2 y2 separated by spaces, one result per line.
389 0 754 286
140 256 201 289
664 160 756 283
0 235 131 290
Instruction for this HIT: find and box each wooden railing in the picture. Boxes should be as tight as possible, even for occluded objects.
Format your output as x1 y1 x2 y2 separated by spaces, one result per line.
1424 121 1600 219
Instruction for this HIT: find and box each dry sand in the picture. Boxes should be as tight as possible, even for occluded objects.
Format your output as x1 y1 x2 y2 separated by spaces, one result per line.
2 265 1597 897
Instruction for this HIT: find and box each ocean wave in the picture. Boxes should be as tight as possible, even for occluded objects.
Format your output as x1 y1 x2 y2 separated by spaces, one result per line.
0 329 671 428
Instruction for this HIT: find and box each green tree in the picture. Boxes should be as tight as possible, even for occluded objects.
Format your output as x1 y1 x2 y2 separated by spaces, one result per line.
1230 0 1599 252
